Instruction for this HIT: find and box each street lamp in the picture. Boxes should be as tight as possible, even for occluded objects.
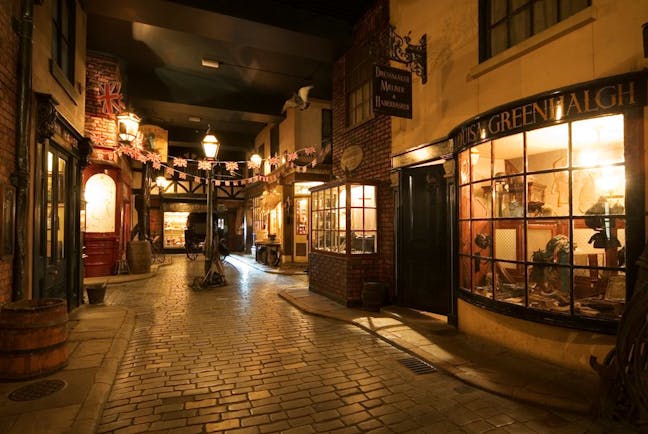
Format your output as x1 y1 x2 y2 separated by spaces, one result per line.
201 128 226 286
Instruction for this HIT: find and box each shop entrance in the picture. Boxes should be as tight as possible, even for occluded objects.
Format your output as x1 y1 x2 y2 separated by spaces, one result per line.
397 164 450 314
36 144 82 309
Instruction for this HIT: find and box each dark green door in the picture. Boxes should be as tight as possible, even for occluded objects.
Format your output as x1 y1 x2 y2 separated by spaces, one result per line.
398 164 450 314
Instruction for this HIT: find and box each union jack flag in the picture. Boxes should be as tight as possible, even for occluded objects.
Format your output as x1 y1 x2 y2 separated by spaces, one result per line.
98 81 124 115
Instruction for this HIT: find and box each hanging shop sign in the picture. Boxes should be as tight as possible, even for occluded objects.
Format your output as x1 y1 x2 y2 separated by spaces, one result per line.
452 71 647 149
372 64 412 119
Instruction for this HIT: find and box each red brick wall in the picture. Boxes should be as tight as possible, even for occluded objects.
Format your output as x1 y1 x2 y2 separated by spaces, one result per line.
0 0 20 302
309 0 394 304
84 53 120 149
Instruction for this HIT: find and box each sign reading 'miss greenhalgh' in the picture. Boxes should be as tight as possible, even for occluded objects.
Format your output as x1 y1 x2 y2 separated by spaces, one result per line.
372 64 412 119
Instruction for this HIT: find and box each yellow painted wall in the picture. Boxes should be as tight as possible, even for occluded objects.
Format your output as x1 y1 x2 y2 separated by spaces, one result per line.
32 0 87 134
458 299 615 372
390 0 648 155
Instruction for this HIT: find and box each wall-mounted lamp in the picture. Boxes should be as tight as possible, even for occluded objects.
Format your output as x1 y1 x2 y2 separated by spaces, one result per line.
155 176 169 190
249 153 262 169
202 126 220 159
117 111 141 143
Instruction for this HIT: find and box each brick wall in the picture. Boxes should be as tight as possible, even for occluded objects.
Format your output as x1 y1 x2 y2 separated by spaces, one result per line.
84 53 120 149
0 0 19 302
309 0 394 304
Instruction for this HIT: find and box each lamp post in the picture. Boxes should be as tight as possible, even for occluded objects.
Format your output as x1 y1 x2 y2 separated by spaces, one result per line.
201 128 225 285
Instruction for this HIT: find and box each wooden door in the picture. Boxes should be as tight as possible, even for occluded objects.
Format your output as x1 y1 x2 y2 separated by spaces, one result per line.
398 165 451 314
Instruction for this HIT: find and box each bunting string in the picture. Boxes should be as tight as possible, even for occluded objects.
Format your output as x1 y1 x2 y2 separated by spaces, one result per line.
96 141 330 187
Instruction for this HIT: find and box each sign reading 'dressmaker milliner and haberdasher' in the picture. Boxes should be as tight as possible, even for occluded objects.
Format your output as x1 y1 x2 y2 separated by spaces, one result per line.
372 64 412 119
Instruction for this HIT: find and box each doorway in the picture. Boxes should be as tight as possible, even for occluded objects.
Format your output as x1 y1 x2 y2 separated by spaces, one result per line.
35 144 82 308
397 164 451 314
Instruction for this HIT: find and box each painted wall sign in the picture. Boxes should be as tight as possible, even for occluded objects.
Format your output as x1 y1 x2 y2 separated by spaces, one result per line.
372 64 412 119
451 71 647 149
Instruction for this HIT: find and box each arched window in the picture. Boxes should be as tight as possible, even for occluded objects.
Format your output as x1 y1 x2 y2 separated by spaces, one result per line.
85 173 116 233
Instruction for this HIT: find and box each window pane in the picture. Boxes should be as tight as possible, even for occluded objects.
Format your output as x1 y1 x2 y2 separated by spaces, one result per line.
459 150 470 185
57 158 66 259
511 0 529 12
473 258 493 298
472 181 492 218
494 260 525 305
533 0 557 33
364 185 376 208
572 166 625 217
350 185 364 207
471 142 491 182
490 0 507 24
351 208 363 231
526 123 568 172
526 171 562 216
460 185 470 219
459 256 471 290
490 22 508 57
363 231 376 253
575 271 624 320
494 219 523 261
460 221 471 255
572 114 624 167
493 133 523 175
528 264 571 313
494 176 524 217
560 0 589 19
527 220 570 266
472 220 492 258
510 10 531 45
364 208 376 231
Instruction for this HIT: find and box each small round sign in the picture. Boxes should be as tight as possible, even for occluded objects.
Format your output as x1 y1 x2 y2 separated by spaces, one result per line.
341 145 363 172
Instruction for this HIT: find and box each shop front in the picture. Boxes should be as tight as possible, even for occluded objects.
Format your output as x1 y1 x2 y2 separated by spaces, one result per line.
393 71 647 370
454 71 646 333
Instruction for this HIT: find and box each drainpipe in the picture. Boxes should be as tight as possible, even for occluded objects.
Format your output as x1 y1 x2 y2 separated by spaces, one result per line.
13 0 35 301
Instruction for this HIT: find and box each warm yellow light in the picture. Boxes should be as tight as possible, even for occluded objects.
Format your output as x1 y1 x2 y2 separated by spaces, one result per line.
555 102 564 121
249 153 262 168
156 176 169 190
595 166 625 197
470 148 480 165
202 133 220 159
577 151 598 167
117 112 141 143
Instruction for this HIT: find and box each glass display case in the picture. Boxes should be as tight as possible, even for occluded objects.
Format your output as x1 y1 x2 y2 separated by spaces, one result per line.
311 181 377 254
458 114 627 321
163 212 189 248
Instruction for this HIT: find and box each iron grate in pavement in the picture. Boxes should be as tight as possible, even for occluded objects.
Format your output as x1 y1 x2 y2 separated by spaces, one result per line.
398 357 437 375
8 379 66 401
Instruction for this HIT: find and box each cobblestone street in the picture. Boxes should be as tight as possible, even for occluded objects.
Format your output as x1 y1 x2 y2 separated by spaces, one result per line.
96 256 621 433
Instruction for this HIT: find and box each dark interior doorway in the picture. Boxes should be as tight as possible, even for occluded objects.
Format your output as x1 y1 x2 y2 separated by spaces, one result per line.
397 164 451 314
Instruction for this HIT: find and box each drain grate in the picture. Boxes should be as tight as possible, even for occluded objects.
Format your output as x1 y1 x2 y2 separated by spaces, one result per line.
9 379 66 401
398 357 437 375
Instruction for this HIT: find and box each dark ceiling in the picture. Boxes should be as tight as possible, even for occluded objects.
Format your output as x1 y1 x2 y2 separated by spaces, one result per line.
86 0 375 158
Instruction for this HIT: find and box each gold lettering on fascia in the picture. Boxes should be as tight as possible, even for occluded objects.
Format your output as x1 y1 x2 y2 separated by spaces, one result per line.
454 80 638 147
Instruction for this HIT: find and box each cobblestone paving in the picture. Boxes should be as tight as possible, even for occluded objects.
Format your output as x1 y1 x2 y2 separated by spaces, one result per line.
97 256 634 433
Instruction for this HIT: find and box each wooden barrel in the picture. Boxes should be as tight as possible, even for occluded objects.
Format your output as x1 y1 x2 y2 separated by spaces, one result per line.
127 240 151 274
362 282 386 312
0 298 69 380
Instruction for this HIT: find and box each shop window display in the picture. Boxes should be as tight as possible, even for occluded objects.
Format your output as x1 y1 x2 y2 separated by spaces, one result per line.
458 114 626 320
311 182 377 255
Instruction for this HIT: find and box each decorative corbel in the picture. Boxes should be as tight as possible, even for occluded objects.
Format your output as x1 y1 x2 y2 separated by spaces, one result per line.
35 93 58 142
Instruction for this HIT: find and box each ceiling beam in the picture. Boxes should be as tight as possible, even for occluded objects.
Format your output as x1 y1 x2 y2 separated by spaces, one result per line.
86 0 339 63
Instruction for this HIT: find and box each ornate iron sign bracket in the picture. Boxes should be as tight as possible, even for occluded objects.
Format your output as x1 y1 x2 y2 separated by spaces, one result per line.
388 25 427 84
